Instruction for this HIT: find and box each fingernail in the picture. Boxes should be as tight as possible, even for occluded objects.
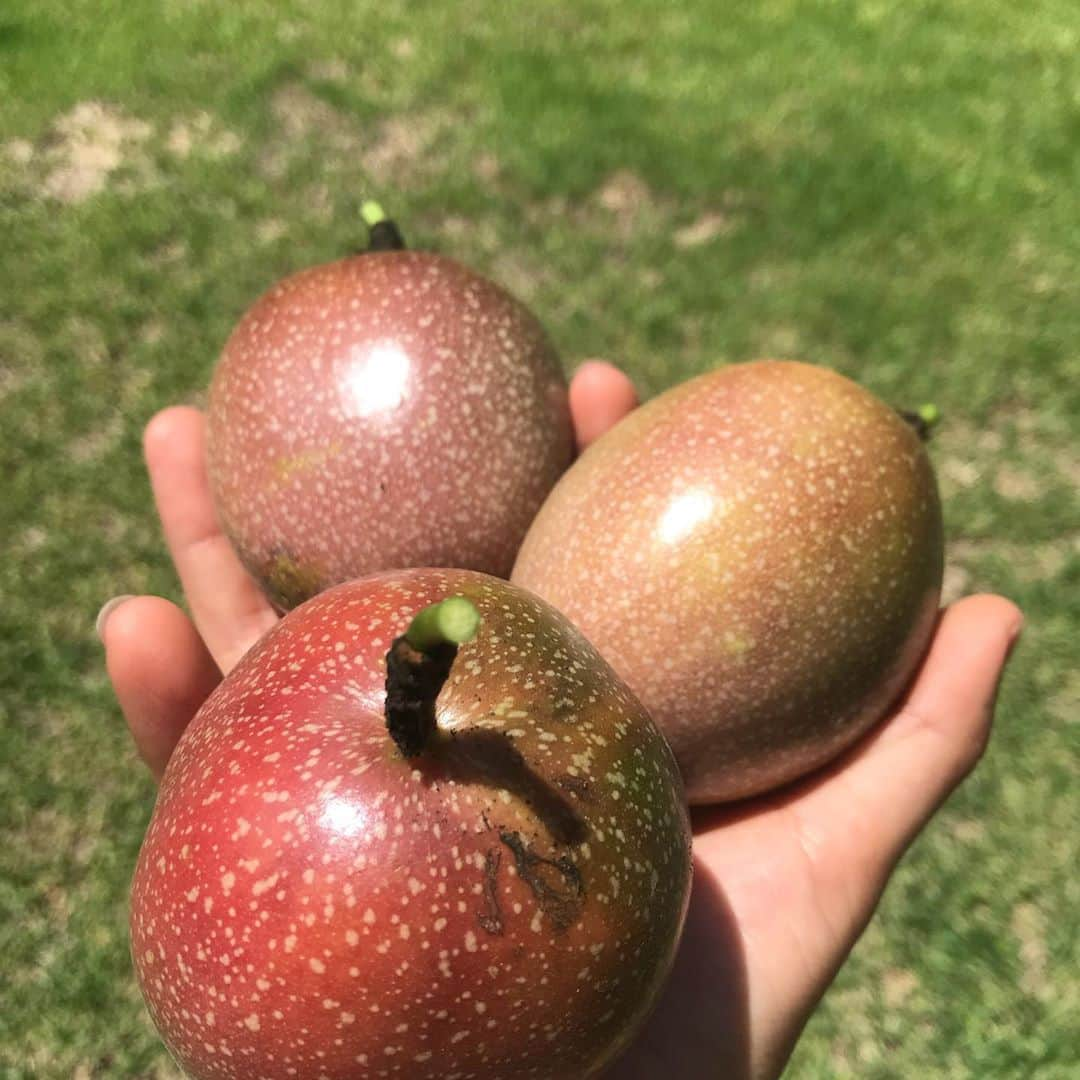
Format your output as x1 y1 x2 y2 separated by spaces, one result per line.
96 595 134 640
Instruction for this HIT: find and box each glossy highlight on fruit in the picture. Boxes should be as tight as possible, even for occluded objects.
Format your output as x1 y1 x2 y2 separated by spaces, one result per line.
513 360 944 804
130 570 692 1079
207 238 573 610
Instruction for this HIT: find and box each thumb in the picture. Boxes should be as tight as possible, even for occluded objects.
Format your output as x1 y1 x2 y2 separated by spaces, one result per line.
797 593 1023 901
873 592 1023 802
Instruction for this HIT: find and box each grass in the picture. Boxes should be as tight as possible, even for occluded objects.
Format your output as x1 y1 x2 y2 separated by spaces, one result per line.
2 0 1077 1074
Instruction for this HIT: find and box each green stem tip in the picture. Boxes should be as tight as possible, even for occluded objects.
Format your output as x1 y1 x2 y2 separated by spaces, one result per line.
361 200 389 228
404 597 481 654
916 402 941 429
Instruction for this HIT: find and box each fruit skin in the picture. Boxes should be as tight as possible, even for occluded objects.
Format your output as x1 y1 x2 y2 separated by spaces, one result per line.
513 360 944 804
207 252 574 610
130 569 691 1080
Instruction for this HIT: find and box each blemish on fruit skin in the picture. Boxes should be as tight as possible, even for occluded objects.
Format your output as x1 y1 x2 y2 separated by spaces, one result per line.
514 360 944 804
130 569 691 1079
206 252 574 611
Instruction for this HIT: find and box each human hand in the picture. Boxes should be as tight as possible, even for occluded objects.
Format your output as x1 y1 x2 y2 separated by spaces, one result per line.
102 363 1020 1079
609 587 1020 1079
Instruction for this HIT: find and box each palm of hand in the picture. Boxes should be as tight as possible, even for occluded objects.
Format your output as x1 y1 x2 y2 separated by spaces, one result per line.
103 364 1019 1080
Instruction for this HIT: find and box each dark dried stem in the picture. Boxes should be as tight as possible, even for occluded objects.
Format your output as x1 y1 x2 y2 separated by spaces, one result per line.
898 403 941 442
362 200 406 251
384 597 479 757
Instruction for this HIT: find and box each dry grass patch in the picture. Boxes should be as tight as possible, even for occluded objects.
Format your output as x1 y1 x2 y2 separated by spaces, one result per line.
40 102 153 204
165 112 241 160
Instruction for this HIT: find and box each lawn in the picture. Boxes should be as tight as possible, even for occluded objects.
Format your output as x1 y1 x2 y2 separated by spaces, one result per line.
1 0 1077 1075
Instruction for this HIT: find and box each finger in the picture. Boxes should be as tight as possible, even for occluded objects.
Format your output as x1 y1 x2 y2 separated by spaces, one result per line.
568 360 638 451
101 595 222 781
144 406 278 673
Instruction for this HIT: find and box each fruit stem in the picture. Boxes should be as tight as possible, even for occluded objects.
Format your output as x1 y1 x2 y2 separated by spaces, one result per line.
898 403 941 442
362 199 406 252
384 598 480 757
405 596 481 652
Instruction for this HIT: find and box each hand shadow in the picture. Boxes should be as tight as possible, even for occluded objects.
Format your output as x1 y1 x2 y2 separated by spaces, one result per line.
605 853 751 1079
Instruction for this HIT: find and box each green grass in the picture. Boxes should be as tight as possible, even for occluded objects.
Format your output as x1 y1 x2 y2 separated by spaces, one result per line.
2 0 1077 1074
